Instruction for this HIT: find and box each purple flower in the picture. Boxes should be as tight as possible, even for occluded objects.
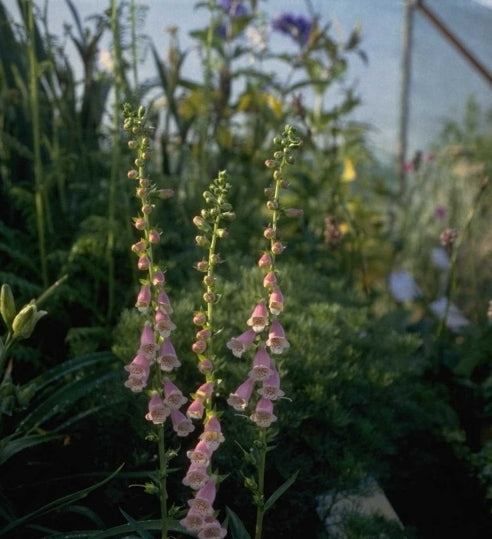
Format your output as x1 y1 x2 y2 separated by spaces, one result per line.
272 13 313 46
218 0 248 17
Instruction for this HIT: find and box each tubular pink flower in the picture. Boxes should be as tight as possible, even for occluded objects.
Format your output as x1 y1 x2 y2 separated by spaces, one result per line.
188 479 217 517
263 271 277 290
180 510 204 533
171 409 195 437
196 381 214 400
200 415 225 450
152 268 166 287
139 322 158 359
246 301 269 332
187 440 214 467
258 368 285 400
145 393 170 424
269 288 284 315
227 378 255 411
154 310 177 337
135 283 151 313
124 374 148 393
156 338 181 371
187 398 205 420
250 397 277 427
156 290 173 313
249 345 272 381
183 463 210 490
226 329 256 358
198 519 227 539
124 352 150 379
163 380 188 409
266 319 290 354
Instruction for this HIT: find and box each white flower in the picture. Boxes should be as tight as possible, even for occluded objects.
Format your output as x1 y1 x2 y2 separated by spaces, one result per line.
388 270 421 302
430 247 451 271
430 297 470 331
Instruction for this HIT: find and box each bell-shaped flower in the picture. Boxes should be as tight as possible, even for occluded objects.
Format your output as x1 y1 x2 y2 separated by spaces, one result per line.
154 310 176 338
124 374 148 393
187 479 217 517
164 380 187 409
250 397 277 427
152 268 166 287
187 398 205 420
266 319 290 354
135 283 151 313
124 352 150 379
246 301 269 332
227 378 255 411
199 415 225 451
198 519 227 539
248 345 272 381
269 288 284 315
187 440 213 467
183 463 210 490
139 322 158 359
226 329 256 358
145 393 170 424
171 409 195 437
156 290 173 313
196 381 214 400
156 339 181 371
258 368 285 400
180 509 204 533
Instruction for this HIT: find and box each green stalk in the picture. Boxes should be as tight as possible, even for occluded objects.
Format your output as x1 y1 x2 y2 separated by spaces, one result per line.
26 0 48 288
158 424 168 539
254 428 267 539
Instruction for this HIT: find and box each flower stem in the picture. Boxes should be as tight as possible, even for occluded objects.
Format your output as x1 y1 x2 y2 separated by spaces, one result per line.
254 428 267 539
158 424 168 539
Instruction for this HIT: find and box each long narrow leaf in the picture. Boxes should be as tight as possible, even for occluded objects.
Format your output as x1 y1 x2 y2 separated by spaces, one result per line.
119 508 154 539
263 470 299 513
0 432 61 465
225 507 251 539
0 464 124 535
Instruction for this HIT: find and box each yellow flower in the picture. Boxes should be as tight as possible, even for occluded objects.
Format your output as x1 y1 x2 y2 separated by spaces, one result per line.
341 158 356 182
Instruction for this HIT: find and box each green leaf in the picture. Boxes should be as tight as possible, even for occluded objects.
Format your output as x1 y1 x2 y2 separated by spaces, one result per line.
0 464 124 535
0 432 61 465
263 470 299 513
225 506 251 539
119 508 154 539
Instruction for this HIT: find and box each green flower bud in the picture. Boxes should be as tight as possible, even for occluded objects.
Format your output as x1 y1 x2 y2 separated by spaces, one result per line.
12 303 47 341
1 284 16 329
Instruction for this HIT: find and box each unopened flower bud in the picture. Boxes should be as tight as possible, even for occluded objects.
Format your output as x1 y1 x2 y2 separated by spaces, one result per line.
220 202 232 212
271 241 284 255
128 140 137 150
196 260 209 272
192 340 207 354
209 254 221 265
203 275 215 287
264 187 274 197
203 292 216 303
139 178 150 187
263 227 276 240
195 235 210 248
193 216 211 232
193 312 207 326
265 159 277 169
12 303 47 340
131 240 147 254
216 228 228 238
198 358 214 375
273 151 283 160
148 230 161 244
266 200 278 211
136 187 148 198
1 284 16 329
258 253 271 268
142 203 153 215
134 217 145 231
127 169 138 180
221 211 236 221
196 328 212 341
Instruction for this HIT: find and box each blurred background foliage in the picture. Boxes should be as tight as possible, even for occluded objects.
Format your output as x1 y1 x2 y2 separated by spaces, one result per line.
0 0 492 537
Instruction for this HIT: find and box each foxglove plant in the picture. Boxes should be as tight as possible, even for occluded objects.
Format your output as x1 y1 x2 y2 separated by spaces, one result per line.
226 125 302 539
122 103 194 539
180 170 234 539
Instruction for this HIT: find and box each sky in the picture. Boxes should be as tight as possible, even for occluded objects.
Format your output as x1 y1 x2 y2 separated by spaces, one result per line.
5 0 492 163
